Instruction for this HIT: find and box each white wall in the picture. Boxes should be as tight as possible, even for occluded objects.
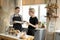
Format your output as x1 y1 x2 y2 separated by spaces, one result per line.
55 0 60 30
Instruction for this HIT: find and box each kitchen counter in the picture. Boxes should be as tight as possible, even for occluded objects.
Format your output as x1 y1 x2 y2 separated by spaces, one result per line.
55 30 60 33
0 33 22 40
0 33 34 40
54 30 60 40
34 28 46 40
35 28 45 30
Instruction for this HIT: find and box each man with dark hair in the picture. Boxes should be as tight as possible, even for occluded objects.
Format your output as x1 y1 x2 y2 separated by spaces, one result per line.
10 7 23 31
15 7 20 10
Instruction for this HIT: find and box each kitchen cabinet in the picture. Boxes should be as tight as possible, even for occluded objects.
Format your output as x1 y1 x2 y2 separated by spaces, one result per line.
55 30 60 40
34 28 46 40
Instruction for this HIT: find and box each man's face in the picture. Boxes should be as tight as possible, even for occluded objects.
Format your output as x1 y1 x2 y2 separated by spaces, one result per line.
15 8 20 13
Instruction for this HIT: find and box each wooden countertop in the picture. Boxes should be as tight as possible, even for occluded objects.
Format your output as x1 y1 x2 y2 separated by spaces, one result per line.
0 33 34 40
0 33 21 40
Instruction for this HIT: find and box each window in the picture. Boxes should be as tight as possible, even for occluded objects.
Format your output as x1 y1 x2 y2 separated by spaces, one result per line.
19 4 47 28
40 4 47 23
20 5 38 22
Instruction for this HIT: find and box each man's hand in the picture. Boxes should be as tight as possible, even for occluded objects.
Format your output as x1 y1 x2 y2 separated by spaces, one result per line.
13 21 27 24
13 21 22 24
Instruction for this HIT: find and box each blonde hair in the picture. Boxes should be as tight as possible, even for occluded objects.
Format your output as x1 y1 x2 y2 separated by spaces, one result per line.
29 8 35 13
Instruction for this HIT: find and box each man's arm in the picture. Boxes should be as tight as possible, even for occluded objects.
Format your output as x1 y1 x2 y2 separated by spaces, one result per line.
10 15 13 25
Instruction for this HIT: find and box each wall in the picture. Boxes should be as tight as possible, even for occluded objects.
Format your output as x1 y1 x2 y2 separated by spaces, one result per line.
16 0 45 6
55 0 60 30
22 0 45 5
0 0 15 33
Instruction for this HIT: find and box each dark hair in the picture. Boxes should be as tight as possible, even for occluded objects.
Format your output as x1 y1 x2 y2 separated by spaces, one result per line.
15 7 20 10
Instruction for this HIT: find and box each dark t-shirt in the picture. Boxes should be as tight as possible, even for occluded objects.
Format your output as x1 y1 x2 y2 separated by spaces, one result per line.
28 17 38 29
27 17 38 36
